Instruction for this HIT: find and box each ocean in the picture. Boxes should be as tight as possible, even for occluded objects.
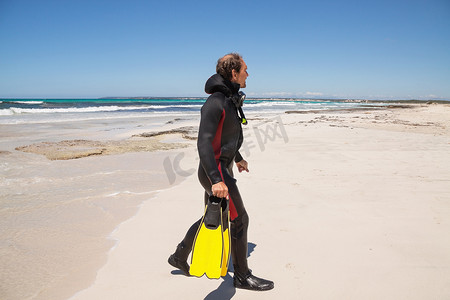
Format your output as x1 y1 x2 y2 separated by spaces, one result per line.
0 98 371 125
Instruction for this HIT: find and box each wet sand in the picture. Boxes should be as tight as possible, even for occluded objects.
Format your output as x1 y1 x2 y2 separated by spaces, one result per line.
0 117 197 300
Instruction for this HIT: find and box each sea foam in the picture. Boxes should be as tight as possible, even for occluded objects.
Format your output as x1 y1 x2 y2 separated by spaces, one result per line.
7 105 153 114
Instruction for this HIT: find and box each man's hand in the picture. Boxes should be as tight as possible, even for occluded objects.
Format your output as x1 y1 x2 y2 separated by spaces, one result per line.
236 159 249 173
212 182 228 198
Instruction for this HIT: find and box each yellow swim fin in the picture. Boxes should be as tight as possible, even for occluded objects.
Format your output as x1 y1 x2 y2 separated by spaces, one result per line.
221 202 230 277
190 197 224 279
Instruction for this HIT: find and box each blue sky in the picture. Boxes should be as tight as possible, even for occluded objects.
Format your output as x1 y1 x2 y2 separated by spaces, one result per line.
1 0 449 99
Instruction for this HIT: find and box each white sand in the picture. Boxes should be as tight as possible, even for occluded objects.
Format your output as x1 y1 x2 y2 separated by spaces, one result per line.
70 104 450 300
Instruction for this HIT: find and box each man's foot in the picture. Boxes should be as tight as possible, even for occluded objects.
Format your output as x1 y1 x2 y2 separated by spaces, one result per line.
168 254 190 276
233 271 274 291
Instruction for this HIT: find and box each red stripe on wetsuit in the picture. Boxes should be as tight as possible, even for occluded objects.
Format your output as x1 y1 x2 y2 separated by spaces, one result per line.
211 109 238 221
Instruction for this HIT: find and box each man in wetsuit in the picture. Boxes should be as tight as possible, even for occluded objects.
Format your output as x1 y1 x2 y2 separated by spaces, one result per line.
168 53 274 291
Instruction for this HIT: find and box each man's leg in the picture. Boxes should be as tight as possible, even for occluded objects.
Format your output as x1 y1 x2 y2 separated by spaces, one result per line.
168 166 211 275
221 162 274 291
168 218 201 276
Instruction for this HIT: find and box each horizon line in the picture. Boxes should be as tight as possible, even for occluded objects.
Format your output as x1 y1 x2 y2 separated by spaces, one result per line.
1 97 449 103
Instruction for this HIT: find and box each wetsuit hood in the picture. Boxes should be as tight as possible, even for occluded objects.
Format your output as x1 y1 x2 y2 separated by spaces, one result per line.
205 74 240 97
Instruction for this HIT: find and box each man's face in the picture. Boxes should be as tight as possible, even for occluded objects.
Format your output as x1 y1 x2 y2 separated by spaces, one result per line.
232 60 248 88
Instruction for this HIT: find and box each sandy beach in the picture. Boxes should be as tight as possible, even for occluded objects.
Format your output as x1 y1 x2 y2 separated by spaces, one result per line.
1 103 450 299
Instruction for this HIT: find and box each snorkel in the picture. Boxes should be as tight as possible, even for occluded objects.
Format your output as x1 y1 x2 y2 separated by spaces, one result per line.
232 91 248 125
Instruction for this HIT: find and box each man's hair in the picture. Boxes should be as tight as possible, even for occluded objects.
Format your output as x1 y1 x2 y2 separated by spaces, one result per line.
216 53 243 81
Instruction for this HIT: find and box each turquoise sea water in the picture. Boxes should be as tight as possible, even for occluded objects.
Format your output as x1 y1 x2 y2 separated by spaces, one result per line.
0 98 373 125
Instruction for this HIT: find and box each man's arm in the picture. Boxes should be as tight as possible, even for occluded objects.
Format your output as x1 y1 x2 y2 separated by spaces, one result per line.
197 94 225 185
236 159 249 173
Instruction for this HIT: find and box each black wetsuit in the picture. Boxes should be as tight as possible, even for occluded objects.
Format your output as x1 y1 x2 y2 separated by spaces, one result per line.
175 73 250 276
